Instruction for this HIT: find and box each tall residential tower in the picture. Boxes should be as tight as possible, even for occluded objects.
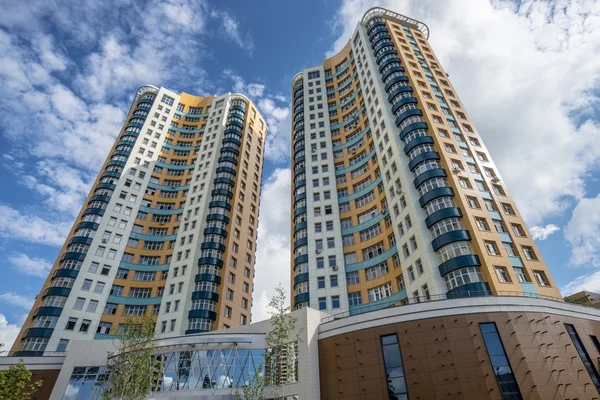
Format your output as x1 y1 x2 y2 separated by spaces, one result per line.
13 86 267 356
291 7 560 315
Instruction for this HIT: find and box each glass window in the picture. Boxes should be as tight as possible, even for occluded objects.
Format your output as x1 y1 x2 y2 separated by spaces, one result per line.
480 323 522 399
380 334 408 399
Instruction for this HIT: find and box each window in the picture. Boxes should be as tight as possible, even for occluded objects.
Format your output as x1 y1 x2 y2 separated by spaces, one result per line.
495 267 511 283
348 292 362 306
86 300 98 313
81 279 92 291
466 196 480 209
80 319 91 332
73 297 85 311
332 295 340 308
66 317 77 330
380 335 409 399
475 217 489 231
485 241 499 256
522 246 537 260
368 282 393 302
514 267 529 283
317 277 325 289
330 275 338 287
479 323 522 398
316 257 324 268
533 270 549 286
318 297 327 310
511 224 525 237
346 271 359 284
225 306 232 318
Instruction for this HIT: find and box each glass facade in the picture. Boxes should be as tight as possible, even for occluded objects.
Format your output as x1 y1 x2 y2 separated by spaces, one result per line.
380 334 408 400
479 323 522 400
565 324 600 392
63 345 299 398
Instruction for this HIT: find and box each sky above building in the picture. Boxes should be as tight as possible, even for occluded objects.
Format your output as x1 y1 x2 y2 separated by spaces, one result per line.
0 0 599 348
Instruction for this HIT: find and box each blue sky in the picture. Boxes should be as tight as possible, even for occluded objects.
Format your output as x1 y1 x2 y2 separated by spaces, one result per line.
1 0 599 347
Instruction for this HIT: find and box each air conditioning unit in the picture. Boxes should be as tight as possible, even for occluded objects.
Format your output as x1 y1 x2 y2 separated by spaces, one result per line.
316 249 322 254
332 266 339 271
184 217 189 221
396 189 403 196
160 221 165 225
102 239 108 243
350 149 356 154
491 177 500 183
452 167 462 174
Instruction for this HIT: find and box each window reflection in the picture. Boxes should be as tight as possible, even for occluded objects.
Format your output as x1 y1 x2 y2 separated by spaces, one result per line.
380 334 408 400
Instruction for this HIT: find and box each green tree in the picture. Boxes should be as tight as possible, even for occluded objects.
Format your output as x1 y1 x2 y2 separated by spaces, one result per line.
99 313 162 400
236 283 301 400
0 344 42 400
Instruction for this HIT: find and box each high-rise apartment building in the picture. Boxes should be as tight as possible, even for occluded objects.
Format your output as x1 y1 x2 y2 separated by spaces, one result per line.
291 7 560 314
12 86 267 356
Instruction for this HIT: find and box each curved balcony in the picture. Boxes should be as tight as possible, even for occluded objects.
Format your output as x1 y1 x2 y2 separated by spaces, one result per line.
438 255 481 277
112 150 131 158
211 188 233 198
188 309 218 321
206 214 230 224
373 40 394 54
431 230 471 252
294 85 303 97
385 76 410 94
60 252 87 262
404 135 434 154
293 273 309 286
44 287 71 297
293 206 307 219
294 221 307 233
82 207 105 217
220 146 240 156
376 49 398 65
34 306 63 317
203 227 228 237
215 166 237 176
382 66 405 82
218 156 238 165
294 155 305 167
197 257 224 268
95 183 116 191
408 151 440 171
223 137 241 146
101 171 121 180
293 254 308 266
125 122 143 130
195 273 222 285
368 24 387 39
425 207 463 228
446 282 491 299
226 119 243 129
68 236 94 246
400 121 429 141
231 105 246 113
191 291 220 302
387 86 413 104
224 127 242 137
76 222 99 231
413 168 447 189
229 111 245 121
54 269 80 279
371 34 391 49
106 160 126 169
294 191 306 204
214 177 235 186
419 187 455 208
200 242 226 252
293 292 310 306
293 237 308 251
90 194 111 203
378 57 402 73
395 109 423 129
294 167 305 178
24 327 54 339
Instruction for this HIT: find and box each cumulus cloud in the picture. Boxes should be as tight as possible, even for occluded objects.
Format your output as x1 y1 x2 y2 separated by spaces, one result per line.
327 0 600 269
0 293 34 309
564 195 600 267
253 168 291 321
561 270 600 297
0 314 21 352
8 253 53 278
0 205 71 246
530 224 560 241
211 11 255 54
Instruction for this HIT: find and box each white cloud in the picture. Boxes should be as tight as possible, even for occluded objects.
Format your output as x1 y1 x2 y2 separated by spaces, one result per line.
0 314 21 352
8 253 52 278
530 224 560 241
252 168 291 322
564 194 600 267
0 293 34 309
561 270 600 297
211 11 255 54
0 205 71 246
328 0 600 266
